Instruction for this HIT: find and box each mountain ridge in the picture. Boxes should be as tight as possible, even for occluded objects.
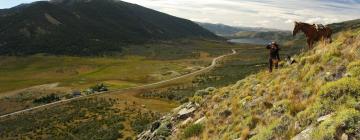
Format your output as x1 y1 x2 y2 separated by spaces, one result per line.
0 0 219 56
198 22 288 36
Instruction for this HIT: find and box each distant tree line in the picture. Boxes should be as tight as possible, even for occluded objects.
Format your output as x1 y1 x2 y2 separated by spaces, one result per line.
33 94 60 104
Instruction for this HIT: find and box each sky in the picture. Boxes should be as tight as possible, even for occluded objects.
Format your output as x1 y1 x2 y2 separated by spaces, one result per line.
1 0 360 30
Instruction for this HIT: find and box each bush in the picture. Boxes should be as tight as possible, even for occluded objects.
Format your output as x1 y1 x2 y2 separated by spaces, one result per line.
318 78 360 100
347 61 360 77
90 83 108 92
191 95 203 104
183 124 204 138
250 115 292 140
312 108 360 139
155 121 172 137
271 100 291 115
321 45 342 64
33 94 60 104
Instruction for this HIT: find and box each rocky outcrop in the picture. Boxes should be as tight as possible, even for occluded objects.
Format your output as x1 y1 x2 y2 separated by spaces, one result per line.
292 113 333 140
137 102 201 140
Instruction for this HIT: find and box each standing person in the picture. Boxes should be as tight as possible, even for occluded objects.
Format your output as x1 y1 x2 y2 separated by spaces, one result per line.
266 41 281 72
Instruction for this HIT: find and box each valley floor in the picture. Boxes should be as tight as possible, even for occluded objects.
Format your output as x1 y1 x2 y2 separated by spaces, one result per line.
0 40 302 139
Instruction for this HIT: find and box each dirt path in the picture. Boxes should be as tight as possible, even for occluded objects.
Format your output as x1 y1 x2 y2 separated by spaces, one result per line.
0 49 237 119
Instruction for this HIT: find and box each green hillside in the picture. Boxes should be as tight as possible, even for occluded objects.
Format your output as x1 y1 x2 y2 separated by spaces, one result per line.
137 20 360 140
0 0 219 56
329 19 360 33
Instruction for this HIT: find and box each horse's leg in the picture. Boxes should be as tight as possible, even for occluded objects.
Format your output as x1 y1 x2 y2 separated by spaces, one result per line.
307 39 311 49
328 36 332 43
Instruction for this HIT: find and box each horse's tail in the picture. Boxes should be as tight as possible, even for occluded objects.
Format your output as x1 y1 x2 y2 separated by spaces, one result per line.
325 27 333 43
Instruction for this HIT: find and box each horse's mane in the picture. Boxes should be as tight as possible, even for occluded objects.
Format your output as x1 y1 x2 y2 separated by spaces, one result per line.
297 22 315 28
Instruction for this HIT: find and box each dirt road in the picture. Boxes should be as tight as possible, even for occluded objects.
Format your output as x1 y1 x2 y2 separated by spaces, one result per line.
0 49 237 119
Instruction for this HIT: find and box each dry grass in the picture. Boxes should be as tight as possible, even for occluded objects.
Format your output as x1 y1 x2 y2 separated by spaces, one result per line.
172 30 360 139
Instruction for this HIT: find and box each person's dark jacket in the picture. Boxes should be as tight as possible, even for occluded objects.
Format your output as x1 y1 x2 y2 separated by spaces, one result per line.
266 44 280 60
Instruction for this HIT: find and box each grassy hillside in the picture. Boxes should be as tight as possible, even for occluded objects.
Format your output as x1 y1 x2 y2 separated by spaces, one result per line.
329 19 360 33
139 43 302 104
169 27 360 139
0 0 219 56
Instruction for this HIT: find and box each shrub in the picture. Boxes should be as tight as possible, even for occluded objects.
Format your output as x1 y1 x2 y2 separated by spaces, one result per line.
191 95 203 104
347 60 360 77
321 46 341 64
155 121 172 137
33 94 60 104
318 78 360 100
271 100 291 115
183 124 204 138
311 108 360 139
194 90 208 97
90 83 108 92
303 65 323 81
250 115 292 140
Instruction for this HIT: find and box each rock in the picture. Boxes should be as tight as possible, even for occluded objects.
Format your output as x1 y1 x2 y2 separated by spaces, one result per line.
194 116 207 124
219 110 232 118
185 102 195 109
181 117 193 126
341 133 348 140
325 65 347 81
177 107 196 120
249 131 257 137
317 113 333 122
151 121 161 132
291 126 314 140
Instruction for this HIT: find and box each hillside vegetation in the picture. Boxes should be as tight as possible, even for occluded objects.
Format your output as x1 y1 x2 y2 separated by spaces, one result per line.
138 27 360 139
0 0 218 56
172 28 360 139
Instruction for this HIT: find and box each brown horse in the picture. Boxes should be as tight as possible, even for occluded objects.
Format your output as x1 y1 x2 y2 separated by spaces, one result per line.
293 21 332 49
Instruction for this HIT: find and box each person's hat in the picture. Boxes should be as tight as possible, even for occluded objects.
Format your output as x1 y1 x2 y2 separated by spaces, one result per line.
271 41 276 44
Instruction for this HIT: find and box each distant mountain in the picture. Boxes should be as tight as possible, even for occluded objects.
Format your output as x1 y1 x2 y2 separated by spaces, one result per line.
198 22 285 36
328 19 360 33
0 0 219 56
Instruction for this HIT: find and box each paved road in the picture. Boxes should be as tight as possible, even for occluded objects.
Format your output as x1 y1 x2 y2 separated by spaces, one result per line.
0 49 237 119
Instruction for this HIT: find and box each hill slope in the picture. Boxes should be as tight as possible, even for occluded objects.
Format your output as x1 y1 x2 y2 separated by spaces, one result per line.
0 0 218 56
138 22 360 139
329 19 360 33
198 22 295 44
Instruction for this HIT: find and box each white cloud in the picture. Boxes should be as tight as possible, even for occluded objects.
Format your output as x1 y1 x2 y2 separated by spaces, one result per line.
122 0 360 30
1 0 360 30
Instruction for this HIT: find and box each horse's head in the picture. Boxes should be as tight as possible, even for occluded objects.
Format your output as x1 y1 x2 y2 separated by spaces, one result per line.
293 21 301 37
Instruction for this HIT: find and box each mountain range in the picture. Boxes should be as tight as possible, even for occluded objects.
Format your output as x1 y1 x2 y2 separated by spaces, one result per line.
197 22 286 36
0 0 219 56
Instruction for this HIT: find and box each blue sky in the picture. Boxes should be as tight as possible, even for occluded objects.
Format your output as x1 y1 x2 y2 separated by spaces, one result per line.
1 0 360 30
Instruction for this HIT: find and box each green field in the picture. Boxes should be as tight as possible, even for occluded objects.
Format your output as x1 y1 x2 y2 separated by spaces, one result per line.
0 40 233 94
0 55 183 92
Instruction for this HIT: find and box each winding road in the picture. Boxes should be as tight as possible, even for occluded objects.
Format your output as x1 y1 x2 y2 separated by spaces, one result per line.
0 49 237 119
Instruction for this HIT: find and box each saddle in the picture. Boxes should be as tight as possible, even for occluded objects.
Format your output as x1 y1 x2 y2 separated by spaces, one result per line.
314 24 325 31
